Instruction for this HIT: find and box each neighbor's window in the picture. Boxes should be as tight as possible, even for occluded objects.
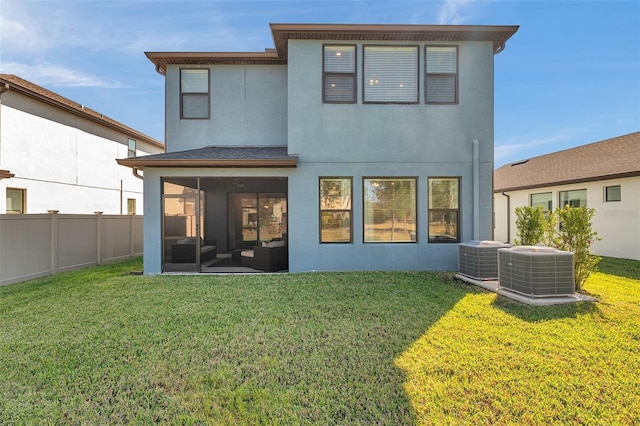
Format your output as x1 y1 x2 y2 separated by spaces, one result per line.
127 198 137 215
363 46 419 103
559 189 587 208
425 46 458 104
320 177 352 243
180 69 210 119
363 178 417 243
531 192 552 211
605 185 621 202
6 188 26 214
127 138 136 158
323 45 356 103
428 177 459 243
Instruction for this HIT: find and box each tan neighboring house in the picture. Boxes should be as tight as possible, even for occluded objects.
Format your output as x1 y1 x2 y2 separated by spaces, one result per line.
494 132 640 261
0 74 164 215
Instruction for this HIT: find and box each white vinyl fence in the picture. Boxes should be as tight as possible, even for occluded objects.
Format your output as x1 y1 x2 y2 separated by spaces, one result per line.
0 212 143 286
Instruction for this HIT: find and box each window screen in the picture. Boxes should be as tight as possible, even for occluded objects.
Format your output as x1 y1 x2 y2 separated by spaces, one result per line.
180 69 209 119
323 45 356 103
426 46 458 104
363 46 418 103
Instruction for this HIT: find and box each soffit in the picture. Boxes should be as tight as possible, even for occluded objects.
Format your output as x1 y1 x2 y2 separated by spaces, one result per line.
146 23 519 73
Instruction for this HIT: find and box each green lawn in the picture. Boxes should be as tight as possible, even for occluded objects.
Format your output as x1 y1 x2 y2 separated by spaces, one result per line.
1 257 638 425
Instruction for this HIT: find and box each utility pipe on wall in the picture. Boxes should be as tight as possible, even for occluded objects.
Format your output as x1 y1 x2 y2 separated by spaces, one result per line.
472 139 480 240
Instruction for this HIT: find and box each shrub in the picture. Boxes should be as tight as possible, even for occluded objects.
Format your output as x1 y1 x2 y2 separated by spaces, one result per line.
556 205 601 290
514 205 601 290
514 206 545 245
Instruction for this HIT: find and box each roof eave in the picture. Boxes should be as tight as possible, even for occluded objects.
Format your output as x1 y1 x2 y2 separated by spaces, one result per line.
117 158 298 169
494 171 640 193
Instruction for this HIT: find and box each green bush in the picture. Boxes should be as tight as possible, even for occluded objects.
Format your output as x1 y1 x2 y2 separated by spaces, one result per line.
514 205 600 290
514 206 545 245
556 205 601 290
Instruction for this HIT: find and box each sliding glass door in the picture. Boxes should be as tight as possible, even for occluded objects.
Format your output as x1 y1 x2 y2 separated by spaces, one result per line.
228 192 287 250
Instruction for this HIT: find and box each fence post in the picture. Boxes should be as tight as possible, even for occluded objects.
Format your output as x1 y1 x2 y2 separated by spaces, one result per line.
130 214 135 258
48 210 59 275
95 212 103 265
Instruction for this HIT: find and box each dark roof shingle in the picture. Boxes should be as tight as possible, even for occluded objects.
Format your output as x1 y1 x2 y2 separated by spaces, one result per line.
117 146 297 168
494 132 640 192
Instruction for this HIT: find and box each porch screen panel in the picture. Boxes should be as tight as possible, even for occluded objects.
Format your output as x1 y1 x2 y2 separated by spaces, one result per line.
363 46 418 103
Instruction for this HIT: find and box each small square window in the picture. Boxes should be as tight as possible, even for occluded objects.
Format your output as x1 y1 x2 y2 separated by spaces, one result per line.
605 185 621 202
6 188 26 214
127 198 137 215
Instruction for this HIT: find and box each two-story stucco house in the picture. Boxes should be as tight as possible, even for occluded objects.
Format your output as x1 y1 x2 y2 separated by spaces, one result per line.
0 74 164 215
118 23 518 274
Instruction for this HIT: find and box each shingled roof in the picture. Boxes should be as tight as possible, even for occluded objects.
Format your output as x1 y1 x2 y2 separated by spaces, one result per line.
494 132 640 192
117 146 297 168
0 74 164 149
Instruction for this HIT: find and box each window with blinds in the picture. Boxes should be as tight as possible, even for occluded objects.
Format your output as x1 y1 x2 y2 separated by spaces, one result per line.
323 45 356 103
426 46 458 104
180 69 210 119
363 46 418 103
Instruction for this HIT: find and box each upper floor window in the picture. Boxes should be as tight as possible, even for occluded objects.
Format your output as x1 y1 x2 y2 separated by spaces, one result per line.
425 46 458 104
428 177 459 243
323 45 356 103
531 192 552 211
559 189 587 208
363 177 417 243
127 138 136 158
180 69 210 119
363 46 418 104
605 185 621 202
319 177 352 243
6 188 26 214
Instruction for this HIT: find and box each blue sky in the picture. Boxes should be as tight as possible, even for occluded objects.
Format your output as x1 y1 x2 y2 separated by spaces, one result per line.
1 0 638 167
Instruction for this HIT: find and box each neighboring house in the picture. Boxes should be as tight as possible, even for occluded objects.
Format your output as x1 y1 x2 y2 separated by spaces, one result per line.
0 74 164 215
494 132 640 261
118 23 519 274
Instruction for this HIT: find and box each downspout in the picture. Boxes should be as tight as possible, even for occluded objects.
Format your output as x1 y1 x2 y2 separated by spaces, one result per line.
473 139 480 240
501 191 511 243
132 167 143 180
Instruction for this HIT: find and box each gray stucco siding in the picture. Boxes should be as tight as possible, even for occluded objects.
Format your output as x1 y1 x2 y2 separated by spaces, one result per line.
287 40 495 164
165 65 287 152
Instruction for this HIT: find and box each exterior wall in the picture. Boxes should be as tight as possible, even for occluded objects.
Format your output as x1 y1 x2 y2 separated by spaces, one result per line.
286 39 495 272
151 39 499 273
0 91 162 214
494 176 640 260
164 65 288 152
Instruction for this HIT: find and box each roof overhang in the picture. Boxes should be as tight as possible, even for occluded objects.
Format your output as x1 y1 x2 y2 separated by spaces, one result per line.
117 158 298 169
0 169 15 180
117 146 298 170
146 23 519 74
494 171 640 193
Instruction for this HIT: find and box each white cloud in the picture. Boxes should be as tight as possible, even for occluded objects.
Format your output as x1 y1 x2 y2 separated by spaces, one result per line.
438 0 474 24
0 13 51 52
494 127 590 165
0 62 128 89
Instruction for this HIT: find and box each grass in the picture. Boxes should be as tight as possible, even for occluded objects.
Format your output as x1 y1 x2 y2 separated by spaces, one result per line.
1 257 639 424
